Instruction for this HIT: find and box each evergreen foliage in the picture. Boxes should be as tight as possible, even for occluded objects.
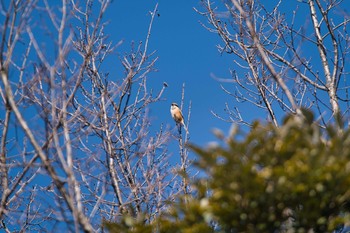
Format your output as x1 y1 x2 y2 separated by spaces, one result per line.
107 111 350 232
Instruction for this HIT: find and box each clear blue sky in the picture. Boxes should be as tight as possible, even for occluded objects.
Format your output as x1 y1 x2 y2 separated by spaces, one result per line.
102 0 341 149
3 1 348 231
104 0 254 148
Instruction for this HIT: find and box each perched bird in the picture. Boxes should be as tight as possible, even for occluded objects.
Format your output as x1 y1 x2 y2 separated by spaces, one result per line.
170 103 188 133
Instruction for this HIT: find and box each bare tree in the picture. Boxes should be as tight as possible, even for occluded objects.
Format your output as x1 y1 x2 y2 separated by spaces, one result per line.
0 1 187 232
197 0 350 127
175 84 192 196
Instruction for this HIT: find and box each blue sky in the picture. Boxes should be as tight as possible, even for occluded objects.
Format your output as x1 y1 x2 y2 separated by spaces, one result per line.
102 0 349 149
2 1 350 231
3 0 343 162
104 0 251 148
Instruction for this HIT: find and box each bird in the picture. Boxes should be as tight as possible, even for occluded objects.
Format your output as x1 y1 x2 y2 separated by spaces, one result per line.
170 103 188 133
